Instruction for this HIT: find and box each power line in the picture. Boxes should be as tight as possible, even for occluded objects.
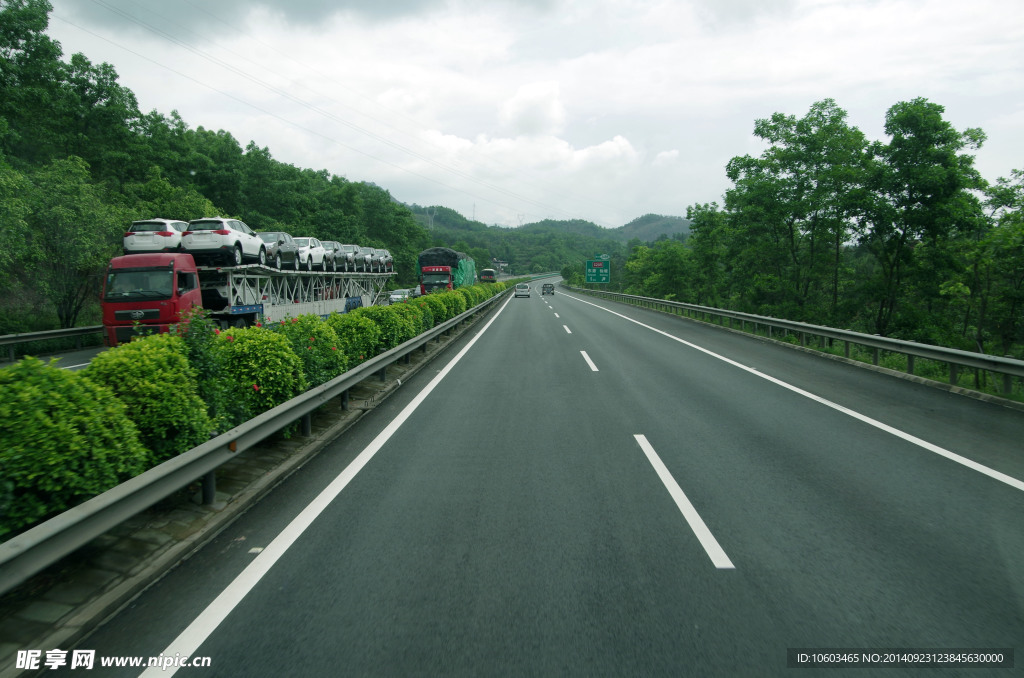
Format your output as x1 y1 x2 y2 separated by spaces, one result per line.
57 1 621 225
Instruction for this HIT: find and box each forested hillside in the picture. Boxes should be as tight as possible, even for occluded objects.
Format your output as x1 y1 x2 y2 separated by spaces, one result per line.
0 0 435 332
409 206 627 275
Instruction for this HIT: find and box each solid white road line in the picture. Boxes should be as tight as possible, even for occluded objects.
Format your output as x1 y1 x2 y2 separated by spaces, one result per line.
59 363 91 370
563 325 572 334
562 293 1024 494
580 350 599 372
142 294 516 677
634 434 735 569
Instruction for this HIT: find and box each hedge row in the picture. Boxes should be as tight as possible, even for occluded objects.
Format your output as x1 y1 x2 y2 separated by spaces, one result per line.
0 283 512 539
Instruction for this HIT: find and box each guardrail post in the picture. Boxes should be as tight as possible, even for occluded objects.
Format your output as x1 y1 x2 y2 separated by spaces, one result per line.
844 340 851 358
907 354 915 375
301 412 312 436
1003 364 1013 396
873 347 879 366
340 389 349 411
949 363 959 385
202 471 216 504
378 365 387 381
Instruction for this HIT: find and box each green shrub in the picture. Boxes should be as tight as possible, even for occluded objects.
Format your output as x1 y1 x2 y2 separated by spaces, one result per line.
218 327 307 420
325 311 380 365
0 358 149 538
170 306 241 433
410 298 436 328
456 287 475 309
84 334 212 464
418 294 448 325
437 290 467 317
391 302 428 334
270 314 348 386
351 305 418 352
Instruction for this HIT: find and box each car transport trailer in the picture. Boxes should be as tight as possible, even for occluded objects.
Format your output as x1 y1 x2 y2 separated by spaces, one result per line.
102 253 395 346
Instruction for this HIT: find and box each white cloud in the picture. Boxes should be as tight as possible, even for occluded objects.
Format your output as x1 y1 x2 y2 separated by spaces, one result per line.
45 0 1024 227
653 150 679 167
499 82 567 137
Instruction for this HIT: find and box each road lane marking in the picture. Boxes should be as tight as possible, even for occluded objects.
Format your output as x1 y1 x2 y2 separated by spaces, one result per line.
141 293 517 677
581 351 599 371
563 293 1024 494
634 434 735 569
563 325 572 334
554 313 560 318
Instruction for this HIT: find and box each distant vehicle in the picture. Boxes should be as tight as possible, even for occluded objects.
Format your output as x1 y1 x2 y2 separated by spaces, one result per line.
480 268 497 282
123 219 188 255
182 217 266 267
542 283 555 295
258 231 301 270
515 283 531 298
418 247 475 295
389 289 412 304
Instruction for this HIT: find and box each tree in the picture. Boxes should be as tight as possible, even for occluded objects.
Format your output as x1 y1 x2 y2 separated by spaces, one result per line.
0 0 66 166
118 166 218 221
857 98 986 335
24 156 127 327
685 202 727 306
723 99 867 321
0 148 29 278
59 52 143 185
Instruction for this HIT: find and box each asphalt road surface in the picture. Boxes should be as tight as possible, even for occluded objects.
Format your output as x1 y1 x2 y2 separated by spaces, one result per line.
43 282 1024 676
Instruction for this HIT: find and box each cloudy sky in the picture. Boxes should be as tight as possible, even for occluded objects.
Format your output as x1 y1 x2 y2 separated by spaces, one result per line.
46 0 1023 228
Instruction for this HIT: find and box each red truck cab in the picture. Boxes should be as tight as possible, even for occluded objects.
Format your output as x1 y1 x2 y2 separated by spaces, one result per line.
420 265 454 294
102 253 201 346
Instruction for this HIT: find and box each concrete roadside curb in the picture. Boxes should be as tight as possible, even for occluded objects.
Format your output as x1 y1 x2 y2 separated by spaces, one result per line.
0 312 486 678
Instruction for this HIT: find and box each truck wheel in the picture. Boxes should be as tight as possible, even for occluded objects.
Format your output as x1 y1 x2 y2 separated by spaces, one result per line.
258 247 267 266
274 251 282 269
231 244 243 266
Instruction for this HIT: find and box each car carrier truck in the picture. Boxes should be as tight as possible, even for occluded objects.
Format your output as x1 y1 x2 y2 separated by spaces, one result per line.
101 253 394 346
417 247 475 295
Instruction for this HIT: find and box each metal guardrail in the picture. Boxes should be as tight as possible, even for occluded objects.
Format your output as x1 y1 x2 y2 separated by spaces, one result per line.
566 285 1024 396
0 326 103 362
0 289 511 595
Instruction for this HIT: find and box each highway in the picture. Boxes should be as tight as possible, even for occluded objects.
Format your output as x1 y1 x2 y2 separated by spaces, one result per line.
49 282 1024 676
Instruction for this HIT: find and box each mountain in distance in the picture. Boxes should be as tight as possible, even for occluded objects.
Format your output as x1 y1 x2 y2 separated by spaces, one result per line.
614 214 691 243
408 205 690 244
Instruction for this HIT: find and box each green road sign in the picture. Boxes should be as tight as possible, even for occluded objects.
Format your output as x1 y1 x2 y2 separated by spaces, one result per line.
585 259 610 283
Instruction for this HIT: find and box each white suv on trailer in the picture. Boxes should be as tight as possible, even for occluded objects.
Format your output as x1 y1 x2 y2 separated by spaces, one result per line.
182 217 267 267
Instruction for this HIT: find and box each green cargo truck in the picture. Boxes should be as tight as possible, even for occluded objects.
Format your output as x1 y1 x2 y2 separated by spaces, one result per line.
418 247 476 294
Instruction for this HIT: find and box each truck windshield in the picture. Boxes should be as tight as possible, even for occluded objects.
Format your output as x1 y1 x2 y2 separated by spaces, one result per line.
422 273 451 284
105 270 174 300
